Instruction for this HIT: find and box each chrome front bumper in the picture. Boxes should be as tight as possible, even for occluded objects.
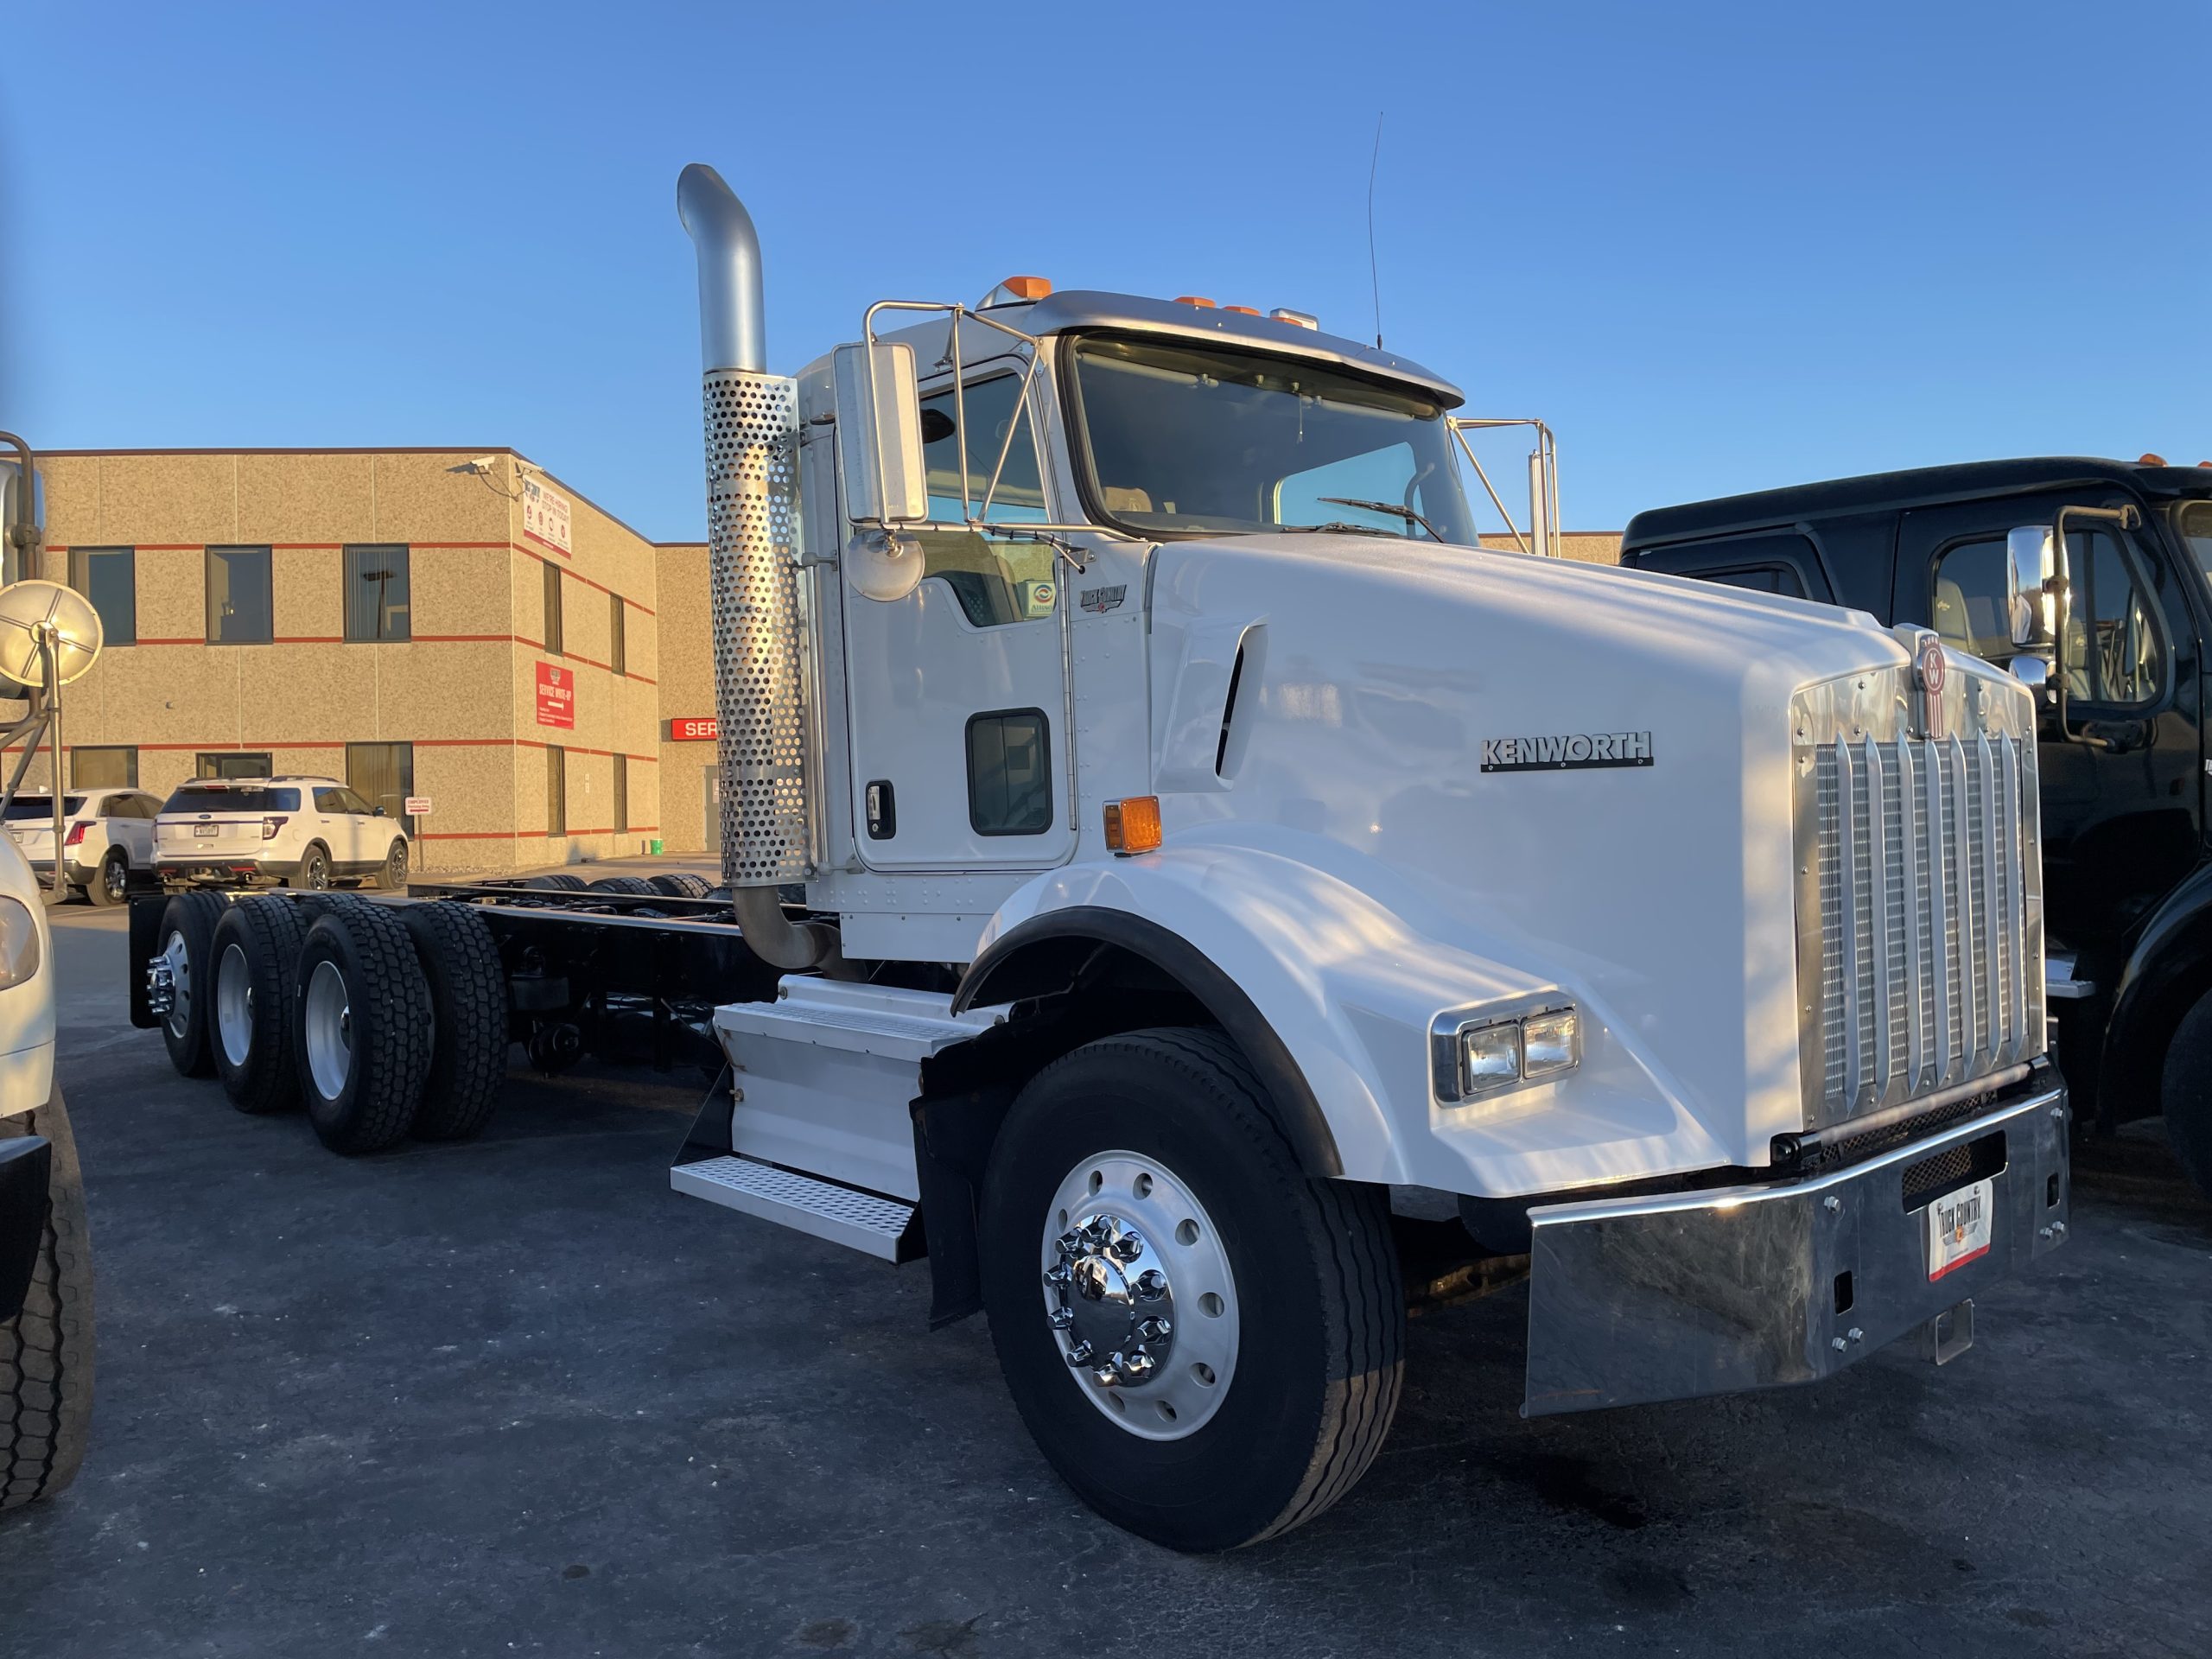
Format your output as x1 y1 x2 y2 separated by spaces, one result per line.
1522 1080 2069 1417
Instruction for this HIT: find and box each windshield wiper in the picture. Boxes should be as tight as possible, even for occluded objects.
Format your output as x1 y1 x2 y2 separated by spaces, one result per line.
1316 496 1443 542
1279 520 1398 537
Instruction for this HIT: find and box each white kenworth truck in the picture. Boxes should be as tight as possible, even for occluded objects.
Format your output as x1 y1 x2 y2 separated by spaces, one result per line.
127 165 2070 1552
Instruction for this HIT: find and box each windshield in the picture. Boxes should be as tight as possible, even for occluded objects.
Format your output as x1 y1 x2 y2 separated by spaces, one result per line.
3 796 83 821
1067 335 1477 543
164 785 300 813
2177 501 2212 582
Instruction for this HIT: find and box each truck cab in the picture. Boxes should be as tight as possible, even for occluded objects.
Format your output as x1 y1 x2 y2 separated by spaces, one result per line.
1622 458 2212 1196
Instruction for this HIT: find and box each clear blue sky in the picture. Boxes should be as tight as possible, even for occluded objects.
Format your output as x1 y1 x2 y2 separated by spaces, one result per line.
4 1 2207 542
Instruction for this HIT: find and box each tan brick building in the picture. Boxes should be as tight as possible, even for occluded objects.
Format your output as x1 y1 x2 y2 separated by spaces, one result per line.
29 448 689 872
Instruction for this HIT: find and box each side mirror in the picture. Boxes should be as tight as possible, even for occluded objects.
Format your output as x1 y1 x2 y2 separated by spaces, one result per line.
373 804 386 816
2005 524 2054 649
833 342 928 528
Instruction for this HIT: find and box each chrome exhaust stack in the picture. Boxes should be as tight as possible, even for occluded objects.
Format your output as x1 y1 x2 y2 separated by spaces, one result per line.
677 164 836 972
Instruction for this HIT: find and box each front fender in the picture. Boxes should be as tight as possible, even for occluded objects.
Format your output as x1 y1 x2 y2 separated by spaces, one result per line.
962 834 1733 1197
2101 857 2212 1122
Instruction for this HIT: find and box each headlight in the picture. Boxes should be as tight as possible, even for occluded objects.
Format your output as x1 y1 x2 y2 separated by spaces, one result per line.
0 897 41 989
1433 1002 1581 1102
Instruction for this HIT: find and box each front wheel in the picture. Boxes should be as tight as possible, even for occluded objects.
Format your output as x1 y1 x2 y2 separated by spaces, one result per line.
378 841 410 893
296 845 332 891
979 1028 1403 1551
1 1090 95 1510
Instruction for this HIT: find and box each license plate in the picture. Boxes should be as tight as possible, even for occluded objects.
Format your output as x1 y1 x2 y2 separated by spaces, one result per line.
194 823 219 837
1927 1177 1994 1281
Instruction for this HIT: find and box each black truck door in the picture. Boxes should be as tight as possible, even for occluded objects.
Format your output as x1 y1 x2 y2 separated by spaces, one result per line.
1894 491 2203 951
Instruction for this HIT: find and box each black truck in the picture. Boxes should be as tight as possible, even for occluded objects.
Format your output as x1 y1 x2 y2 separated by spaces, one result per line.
1622 456 2212 1198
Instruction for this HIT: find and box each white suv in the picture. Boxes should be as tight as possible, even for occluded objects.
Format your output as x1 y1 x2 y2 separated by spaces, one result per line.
3 788 165 906
154 776 410 893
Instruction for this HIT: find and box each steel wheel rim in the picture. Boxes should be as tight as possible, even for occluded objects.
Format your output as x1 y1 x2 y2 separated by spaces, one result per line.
302 958 353 1100
1039 1149 1240 1442
214 942 254 1068
161 930 193 1039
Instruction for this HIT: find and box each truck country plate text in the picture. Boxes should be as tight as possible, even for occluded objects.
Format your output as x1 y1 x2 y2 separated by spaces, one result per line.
1481 731 1655 772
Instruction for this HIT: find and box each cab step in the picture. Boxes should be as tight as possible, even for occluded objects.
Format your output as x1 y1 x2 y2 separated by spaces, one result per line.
671 1154 922 1262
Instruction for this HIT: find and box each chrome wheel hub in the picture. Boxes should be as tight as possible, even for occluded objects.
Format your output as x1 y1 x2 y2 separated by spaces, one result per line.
156 931 192 1034
1040 1152 1238 1442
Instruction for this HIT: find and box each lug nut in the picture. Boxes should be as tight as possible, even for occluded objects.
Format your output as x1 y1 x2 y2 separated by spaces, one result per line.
1823 1196 1843 1214
1118 1349 1157 1382
1047 1306 1074 1331
1831 1337 1849 1352
1134 1269 1168 1300
1065 1340 1093 1366
1044 1263 1072 1289
1136 1316 1171 1343
1110 1230 1145 1263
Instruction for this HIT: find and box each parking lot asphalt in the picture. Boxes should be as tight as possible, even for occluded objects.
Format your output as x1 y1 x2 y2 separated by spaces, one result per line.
3 906 2209 1658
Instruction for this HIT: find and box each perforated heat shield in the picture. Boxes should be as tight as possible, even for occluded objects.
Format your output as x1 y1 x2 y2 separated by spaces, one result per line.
703 368 810 888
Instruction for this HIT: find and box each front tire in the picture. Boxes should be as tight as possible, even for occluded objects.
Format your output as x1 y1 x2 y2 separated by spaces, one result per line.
2160 988 2212 1198
378 841 410 893
979 1028 1403 1551
1 1090 95 1511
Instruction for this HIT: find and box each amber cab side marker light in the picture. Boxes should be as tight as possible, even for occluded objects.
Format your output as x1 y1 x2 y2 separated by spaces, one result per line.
1173 296 1217 308
1223 304 1261 315
2140 453 2169 466
1270 308 1319 329
1103 796 1162 855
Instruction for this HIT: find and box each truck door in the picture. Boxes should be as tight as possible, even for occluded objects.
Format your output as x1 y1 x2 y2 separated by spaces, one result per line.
1897 493 2202 946
839 371 1075 871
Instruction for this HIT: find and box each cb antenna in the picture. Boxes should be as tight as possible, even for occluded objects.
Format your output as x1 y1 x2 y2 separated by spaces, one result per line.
1367 111 1385 351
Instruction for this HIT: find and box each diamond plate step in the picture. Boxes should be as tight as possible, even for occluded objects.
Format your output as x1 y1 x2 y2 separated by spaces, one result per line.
671 1154 919 1262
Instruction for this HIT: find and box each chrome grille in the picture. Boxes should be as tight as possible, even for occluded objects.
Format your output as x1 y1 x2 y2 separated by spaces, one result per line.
1810 728 2037 1125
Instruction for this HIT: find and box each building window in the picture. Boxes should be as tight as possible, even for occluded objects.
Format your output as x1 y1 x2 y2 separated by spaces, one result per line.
71 746 137 789
206 546 274 644
612 753 627 836
197 751 273 780
543 561 563 657
609 593 626 676
70 548 137 646
965 709 1052 836
546 746 566 836
346 741 415 830
344 545 411 642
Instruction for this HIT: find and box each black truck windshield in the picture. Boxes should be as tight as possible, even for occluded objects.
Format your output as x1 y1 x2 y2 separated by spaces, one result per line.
1068 335 1476 543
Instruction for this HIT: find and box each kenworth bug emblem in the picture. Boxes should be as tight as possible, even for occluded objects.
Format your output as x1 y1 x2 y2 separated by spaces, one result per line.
1912 630 1948 741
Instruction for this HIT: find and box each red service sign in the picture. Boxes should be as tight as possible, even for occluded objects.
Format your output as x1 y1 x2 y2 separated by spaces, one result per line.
669 716 719 742
536 661 576 728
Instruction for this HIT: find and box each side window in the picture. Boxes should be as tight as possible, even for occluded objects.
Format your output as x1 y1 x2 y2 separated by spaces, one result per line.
314 788 346 814
912 376 1058 628
966 709 1052 835
2063 527 2164 706
1702 563 1808 598
335 788 376 817
1930 538 2015 662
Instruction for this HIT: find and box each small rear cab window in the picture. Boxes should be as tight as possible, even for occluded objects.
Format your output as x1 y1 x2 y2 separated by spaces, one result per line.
163 785 302 814
3 796 86 820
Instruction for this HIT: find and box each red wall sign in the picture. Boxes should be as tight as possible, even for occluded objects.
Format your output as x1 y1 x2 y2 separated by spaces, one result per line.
668 716 719 741
536 661 576 729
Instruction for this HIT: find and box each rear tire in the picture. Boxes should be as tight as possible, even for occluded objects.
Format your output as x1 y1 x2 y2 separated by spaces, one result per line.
587 875 658 896
292 903 432 1154
0 1089 95 1511
296 844 333 891
397 903 508 1142
209 898 309 1116
2159 988 2212 1198
978 1028 1403 1551
524 874 588 892
87 850 129 908
156 892 227 1078
377 841 410 893
647 872 713 899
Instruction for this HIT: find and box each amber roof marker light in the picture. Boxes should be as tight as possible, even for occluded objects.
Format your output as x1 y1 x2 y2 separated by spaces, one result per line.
979 275 1053 308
